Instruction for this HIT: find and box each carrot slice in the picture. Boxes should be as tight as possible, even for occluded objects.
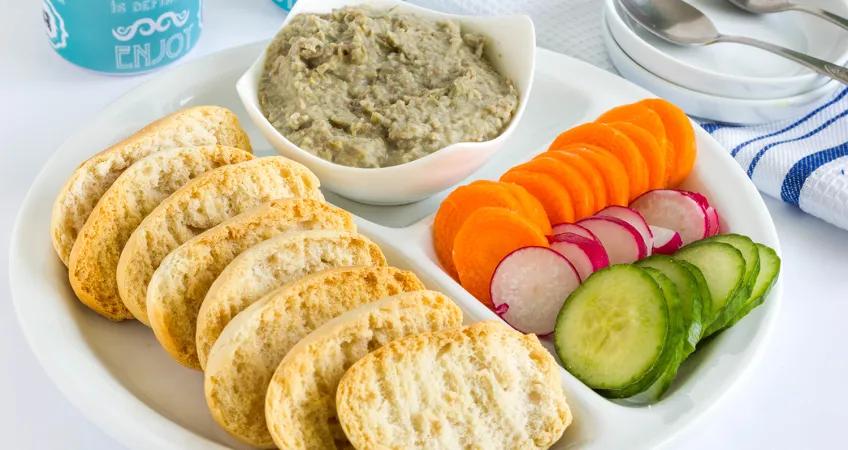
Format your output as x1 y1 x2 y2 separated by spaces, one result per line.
596 103 669 155
500 171 575 224
452 207 550 307
607 122 667 190
638 99 696 188
537 151 608 212
548 123 649 200
433 183 524 279
510 157 595 220
496 183 552 235
550 144 631 207
469 180 552 235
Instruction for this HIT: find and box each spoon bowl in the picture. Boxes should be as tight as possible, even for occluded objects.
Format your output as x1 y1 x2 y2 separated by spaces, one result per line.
727 0 848 31
618 0 721 45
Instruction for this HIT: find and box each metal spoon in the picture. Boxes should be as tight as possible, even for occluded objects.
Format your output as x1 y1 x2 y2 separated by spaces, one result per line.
618 0 848 85
727 0 848 32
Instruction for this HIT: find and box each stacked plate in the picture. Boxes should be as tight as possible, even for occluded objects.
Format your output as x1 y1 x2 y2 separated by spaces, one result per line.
602 0 848 124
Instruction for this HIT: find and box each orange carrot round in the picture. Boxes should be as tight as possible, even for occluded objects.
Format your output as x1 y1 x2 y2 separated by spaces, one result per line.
433 183 524 280
548 122 649 200
452 207 550 307
550 145 631 207
500 171 575 224
596 103 669 154
510 157 595 220
496 183 552 235
469 180 551 235
537 151 608 213
638 99 696 188
607 122 667 190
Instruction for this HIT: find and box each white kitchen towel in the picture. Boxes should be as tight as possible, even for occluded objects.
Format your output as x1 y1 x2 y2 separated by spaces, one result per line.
409 0 848 230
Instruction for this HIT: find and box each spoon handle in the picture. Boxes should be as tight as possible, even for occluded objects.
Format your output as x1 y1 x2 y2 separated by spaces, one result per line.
789 5 848 32
715 34 848 86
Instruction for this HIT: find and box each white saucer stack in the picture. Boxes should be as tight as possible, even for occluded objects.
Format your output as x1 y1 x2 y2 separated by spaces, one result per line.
602 0 848 124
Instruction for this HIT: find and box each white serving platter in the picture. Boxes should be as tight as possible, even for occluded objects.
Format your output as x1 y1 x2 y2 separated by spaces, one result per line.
10 41 782 450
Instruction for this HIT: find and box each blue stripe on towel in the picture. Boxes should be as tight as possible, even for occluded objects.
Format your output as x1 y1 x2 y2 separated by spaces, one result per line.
781 142 848 206
730 88 848 157
747 108 848 178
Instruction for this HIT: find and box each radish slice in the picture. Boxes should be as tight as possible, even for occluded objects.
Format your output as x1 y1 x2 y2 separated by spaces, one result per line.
649 225 683 255
550 233 609 282
490 246 581 335
576 217 647 264
706 207 720 236
630 190 710 245
682 191 709 209
593 205 654 256
550 223 598 241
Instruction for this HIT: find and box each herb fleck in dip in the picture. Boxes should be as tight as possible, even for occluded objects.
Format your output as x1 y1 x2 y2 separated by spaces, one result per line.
259 6 519 168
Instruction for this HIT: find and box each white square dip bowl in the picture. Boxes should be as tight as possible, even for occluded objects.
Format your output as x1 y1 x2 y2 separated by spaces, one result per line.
237 0 536 205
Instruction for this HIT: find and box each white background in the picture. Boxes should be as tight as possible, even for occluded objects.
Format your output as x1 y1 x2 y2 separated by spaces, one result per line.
2 0 847 448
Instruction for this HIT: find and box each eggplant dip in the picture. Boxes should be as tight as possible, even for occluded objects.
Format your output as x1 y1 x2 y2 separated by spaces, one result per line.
259 6 519 168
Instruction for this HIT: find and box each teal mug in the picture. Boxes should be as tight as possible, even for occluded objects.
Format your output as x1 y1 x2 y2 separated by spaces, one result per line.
42 0 203 74
272 0 297 12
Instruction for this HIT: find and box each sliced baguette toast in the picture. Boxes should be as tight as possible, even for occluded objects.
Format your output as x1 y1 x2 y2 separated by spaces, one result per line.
67 146 254 321
264 290 462 450
116 157 322 326
189 230 385 370
52 106 252 266
336 321 572 450
146 198 356 369
204 266 425 448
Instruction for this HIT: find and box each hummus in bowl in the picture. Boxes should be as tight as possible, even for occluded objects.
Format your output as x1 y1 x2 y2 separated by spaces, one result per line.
237 0 535 205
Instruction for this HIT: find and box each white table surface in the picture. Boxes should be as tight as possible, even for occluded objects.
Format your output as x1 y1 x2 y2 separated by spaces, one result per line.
2 0 846 448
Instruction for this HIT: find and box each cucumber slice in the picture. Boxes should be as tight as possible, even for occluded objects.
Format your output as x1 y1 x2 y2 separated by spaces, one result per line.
677 260 712 341
554 265 669 391
627 268 685 403
722 244 781 329
636 255 702 357
694 234 759 335
674 242 745 336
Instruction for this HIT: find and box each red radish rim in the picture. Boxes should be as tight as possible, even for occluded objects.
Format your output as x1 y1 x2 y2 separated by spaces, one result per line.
550 223 601 243
576 216 648 259
595 205 654 238
682 191 710 209
549 233 610 275
707 207 721 236
649 225 683 255
630 189 710 244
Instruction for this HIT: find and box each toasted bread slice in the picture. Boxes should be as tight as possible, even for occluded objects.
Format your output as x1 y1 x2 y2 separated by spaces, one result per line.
337 321 572 450
145 198 356 368
117 157 322 326
52 106 252 266
152 228 380 371
265 290 462 450
67 146 254 321
204 267 425 448
189 230 385 370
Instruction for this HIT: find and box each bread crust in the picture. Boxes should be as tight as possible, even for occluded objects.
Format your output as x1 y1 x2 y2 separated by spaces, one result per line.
336 321 572 450
116 157 323 326
67 146 254 321
52 106 252 266
204 267 425 448
264 291 463 450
